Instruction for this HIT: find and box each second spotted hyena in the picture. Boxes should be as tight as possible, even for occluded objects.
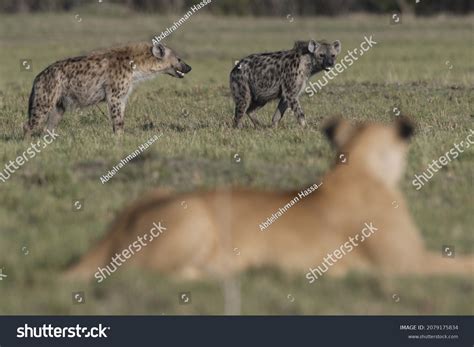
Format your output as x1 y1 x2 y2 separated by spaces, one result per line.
230 40 341 128
23 42 191 137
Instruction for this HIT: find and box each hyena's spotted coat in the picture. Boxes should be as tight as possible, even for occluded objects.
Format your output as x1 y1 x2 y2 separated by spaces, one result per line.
24 42 191 137
230 40 341 128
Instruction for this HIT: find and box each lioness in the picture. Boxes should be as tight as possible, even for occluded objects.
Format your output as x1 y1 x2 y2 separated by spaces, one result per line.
65 117 473 281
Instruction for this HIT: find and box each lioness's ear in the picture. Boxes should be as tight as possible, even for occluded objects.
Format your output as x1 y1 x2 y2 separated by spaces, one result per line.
308 40 319 53
396 116 415 141
152 42 166 58
332 40 341 54
322 117 354 149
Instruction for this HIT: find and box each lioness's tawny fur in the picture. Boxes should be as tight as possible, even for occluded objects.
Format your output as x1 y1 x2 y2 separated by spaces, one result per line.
65 117 473 281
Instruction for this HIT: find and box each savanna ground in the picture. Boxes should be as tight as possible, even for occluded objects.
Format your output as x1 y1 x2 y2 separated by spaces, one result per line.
0 4 473 315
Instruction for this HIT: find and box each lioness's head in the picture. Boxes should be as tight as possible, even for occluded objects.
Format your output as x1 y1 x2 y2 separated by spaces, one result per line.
323 117 415 186
150 42 192 78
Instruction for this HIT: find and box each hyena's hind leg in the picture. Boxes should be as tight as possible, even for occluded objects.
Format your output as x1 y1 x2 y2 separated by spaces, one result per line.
230 78 251 129
45 99 66 132
23 100 55 139
23 77 61 139
246 101 265 128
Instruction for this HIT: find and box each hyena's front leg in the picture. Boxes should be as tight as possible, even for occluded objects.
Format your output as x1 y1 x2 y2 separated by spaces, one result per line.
286 96 306 127
272 99 288 128
283 81 306 127
106 87 128 135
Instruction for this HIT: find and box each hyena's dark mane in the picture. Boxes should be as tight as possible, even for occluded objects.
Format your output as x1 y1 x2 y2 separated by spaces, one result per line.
294 40 330 55
293 41 311 54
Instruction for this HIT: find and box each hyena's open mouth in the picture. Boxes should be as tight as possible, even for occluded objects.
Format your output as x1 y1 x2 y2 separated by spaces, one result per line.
173 64 192 78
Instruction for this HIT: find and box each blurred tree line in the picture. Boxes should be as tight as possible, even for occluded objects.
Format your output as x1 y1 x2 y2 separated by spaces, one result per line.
1 0 472 15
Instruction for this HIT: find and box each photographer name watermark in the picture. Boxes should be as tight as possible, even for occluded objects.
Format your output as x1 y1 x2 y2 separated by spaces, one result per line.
152 0 211 44
259 182 323 231
100 133 161 184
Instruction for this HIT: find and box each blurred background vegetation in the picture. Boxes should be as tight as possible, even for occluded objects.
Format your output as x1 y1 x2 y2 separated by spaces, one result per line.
1 0 472 15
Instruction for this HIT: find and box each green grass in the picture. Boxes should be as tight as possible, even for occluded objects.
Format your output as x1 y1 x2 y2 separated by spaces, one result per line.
0 9 472 315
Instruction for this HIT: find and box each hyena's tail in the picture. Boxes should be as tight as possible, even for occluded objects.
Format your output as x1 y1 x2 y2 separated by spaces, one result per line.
22 83 37 138
27 83 35 120
62 189 174 281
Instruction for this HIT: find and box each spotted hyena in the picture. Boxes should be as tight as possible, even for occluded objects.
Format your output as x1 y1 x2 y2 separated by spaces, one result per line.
23 42 191 137
230 40 341 128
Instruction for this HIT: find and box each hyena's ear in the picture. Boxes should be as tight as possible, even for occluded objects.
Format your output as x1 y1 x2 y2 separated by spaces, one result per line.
395 116 415 141
332 40 341 54
152 42 166 59
308 40 320 53
294 41 316 54
322 117 354 149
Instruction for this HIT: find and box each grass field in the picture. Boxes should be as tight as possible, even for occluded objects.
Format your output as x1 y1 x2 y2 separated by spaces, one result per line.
0 5 473 315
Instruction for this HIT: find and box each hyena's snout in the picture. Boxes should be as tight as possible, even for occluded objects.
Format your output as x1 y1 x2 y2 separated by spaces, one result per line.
322 57 335 71
180 62 192 74
173 61 191 78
